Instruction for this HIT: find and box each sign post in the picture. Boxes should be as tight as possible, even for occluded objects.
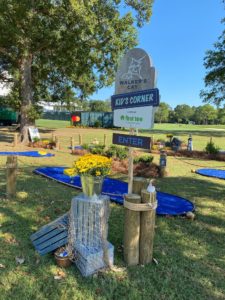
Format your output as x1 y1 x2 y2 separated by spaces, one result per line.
112 48 159 266
112 48 159 193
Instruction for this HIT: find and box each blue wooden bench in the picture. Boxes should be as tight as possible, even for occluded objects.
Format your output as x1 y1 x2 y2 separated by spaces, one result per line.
30 213 69 255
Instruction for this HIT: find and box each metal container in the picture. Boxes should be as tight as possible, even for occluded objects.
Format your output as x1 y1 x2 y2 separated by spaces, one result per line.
80 175 104 197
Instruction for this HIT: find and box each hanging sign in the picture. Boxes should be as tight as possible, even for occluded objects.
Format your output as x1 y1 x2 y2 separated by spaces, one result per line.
113 133 151 149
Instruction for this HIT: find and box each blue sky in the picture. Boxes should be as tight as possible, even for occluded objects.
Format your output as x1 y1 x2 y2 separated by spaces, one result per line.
90 0 224 108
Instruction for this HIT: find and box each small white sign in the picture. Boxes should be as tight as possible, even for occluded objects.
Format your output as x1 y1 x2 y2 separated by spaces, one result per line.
28 127 40 142
113 106 155 129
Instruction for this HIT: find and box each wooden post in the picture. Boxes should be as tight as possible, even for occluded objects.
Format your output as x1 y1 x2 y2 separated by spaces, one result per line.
139 189 157 264
150 135 154 151
123 193 141 266
13 133 18 147
52 133 56 142
132 177 148 195
128 148 134 194
71 136 75 153
55 136 60 150
79 134 82 145
6 156 17 199
159 151 167 177
104 134 107 146
128 128 135 194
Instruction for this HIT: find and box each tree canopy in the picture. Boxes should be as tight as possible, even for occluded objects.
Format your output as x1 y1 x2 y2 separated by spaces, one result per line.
0 0 154 141
154 102 171 123
200 18 225 107
174 104 194 123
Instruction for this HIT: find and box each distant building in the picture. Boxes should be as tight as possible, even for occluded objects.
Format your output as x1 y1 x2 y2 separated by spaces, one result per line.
39 101 81 112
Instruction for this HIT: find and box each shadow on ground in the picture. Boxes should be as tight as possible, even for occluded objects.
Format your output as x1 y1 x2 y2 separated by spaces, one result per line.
0 168 225 300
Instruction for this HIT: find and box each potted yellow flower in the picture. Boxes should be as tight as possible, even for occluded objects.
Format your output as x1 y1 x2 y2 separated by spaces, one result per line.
64 154 112 197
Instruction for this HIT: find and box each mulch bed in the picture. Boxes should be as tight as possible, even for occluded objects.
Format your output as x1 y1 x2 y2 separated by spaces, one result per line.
28 141 56 149
112 158 160 178
165 149 225 161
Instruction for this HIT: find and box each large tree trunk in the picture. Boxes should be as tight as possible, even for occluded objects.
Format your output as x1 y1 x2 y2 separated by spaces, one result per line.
19 54 34 144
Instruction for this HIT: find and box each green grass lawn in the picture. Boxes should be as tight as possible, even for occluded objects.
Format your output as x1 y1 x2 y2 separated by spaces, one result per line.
37 119 71 129
0 124 225 300
36 119 225 151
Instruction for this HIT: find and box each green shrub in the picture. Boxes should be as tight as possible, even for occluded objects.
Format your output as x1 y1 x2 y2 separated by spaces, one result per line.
81 143 90 150
89 144 105 155
93 120 101 128
205 141 220 154
134 155 154 164
105 145 128 160
33 137 40 143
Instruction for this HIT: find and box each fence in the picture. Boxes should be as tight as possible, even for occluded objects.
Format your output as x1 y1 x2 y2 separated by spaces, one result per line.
41 111 114 128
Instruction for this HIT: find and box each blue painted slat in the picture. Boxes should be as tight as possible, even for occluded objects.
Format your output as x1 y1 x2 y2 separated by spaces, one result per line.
35 231 68 251
32 228 65 247
38 237 68 255
30 213 68 241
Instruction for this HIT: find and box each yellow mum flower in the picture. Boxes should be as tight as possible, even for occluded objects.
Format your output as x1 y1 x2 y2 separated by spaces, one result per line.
38 151 47 155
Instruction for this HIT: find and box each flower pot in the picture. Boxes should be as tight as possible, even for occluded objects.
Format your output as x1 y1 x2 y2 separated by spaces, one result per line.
55 255 72 268
80 175 104 197
54 250 72 268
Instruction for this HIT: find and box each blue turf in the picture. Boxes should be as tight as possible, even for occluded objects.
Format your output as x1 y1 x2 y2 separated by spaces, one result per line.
196 168 225 180
0 151 54 157
34 166 194 216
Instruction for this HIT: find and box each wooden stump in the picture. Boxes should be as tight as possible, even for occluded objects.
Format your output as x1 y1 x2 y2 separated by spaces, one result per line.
139 189 156 264
123 193 141 266
133 177 148 195
6 156 17 199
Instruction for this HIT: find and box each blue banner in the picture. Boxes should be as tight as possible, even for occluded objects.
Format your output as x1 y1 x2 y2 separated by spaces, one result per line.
111 88 159 110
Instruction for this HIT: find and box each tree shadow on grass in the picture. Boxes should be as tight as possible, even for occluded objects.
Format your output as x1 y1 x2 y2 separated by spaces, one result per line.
1 169 225 299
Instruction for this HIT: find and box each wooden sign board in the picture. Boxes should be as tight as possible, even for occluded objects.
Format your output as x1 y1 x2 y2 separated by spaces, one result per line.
112 88 159 129
28 127 40 142
113 133 151 150
111 88 159 110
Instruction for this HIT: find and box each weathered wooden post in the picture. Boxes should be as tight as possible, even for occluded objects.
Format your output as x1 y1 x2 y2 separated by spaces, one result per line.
159 150 167 177
139 189 157 264
6 156 17 198
13 133 18 147
79 134 82 145
55 136 60 150
71 136 75 153
123 194 141 266
133 177 148 195
104 134 107 146
52 133 56 143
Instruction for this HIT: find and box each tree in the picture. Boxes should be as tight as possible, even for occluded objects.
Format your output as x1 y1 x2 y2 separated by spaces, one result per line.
89 100 111 112
174 104 194 123
217 105 225 124
154 102 171 123
193 104 217 124
200 18 225 107
0 0 154 143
